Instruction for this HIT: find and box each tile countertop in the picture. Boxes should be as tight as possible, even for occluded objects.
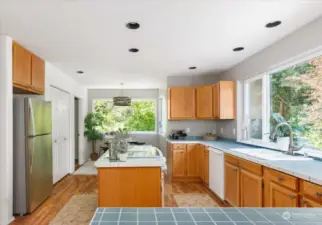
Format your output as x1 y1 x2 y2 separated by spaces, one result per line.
90 207 322 225
94 148 167 168
167 138 322 186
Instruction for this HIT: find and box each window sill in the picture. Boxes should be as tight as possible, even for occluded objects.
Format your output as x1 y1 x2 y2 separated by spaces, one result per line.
129 131 157 135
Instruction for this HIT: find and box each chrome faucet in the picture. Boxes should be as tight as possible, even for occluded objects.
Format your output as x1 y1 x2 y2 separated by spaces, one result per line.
270 122 303 155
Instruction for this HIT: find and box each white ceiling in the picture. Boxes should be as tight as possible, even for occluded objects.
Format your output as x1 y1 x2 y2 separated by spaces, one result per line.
0 0 321 88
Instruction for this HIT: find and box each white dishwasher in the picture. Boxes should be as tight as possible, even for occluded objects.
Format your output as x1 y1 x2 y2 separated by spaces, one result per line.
208 147 225 200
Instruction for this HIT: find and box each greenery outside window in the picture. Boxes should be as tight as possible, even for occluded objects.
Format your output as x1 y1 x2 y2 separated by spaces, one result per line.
92 99 156 132
242 54 322 152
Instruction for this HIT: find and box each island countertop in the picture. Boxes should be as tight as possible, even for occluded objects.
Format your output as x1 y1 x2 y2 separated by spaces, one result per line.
90 207 322 225
94 145 167 168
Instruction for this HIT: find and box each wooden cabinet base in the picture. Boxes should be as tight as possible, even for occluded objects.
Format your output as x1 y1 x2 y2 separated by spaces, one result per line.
98 167 162 207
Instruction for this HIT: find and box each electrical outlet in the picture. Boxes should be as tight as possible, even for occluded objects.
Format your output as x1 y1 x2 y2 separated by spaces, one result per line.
220 127 224 134
185 128 190 133
233 128 236 136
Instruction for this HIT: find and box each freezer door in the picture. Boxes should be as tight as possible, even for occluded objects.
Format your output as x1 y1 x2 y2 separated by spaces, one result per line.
27 98 52 136
27 134 53 213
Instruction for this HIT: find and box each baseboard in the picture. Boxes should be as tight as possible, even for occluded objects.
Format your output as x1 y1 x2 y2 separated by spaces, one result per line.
172 176 202 183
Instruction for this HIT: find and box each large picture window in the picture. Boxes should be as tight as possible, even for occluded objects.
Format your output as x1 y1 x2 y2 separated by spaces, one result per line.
243 54 322 152
92 99 156 132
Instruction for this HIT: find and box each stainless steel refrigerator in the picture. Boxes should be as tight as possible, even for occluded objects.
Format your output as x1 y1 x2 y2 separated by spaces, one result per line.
13 97 53 215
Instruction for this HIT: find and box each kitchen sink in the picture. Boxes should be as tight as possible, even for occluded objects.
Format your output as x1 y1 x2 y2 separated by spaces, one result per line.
230 148 312 161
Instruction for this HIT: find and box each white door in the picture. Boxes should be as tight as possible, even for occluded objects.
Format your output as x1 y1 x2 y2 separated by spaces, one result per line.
51 86 70 184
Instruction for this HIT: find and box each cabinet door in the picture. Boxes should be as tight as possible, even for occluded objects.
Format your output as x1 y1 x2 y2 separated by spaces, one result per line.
31 54 45 93
204 149 209 185
300 197 322 207
213 83 220 119
196 86 213 119
225 162 240 206
199 145 205 182
186 144 199 177
13 42 32 87
168 87 195 120
240 169 263 207
172 149 186 177
268 182 298 207
218 81 236 119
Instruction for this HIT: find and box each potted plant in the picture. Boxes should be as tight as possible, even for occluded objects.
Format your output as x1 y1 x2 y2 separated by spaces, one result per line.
84 112 104 161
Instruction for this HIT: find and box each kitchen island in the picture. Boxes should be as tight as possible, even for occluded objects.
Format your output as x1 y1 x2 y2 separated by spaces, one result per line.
90 207 322 225
95 145 166 208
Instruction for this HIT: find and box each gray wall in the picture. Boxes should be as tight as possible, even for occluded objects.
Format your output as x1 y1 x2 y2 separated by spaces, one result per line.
217 16 322 139
88 88 160 149
167 74 220 136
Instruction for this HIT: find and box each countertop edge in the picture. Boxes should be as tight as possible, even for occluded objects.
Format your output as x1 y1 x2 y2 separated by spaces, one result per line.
167 139 322 186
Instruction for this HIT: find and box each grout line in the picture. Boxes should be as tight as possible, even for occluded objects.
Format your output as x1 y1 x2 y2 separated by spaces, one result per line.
169 207 178 225
235 208 256 225
203 208 219 225
185 208 199 225
155 208 159 225
98 208 104 225
221 209 237 225
117 208 122 225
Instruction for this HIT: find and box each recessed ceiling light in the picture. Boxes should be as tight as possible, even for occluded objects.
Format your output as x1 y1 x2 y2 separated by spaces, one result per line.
126 22 140 30
189 66 197 70
266 21 282 28
76 70 84 74
233 47 244 52
129 48 139 53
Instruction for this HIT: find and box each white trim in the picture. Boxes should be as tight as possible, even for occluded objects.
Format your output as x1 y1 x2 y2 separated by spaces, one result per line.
267 45 322 74
239 48 322 153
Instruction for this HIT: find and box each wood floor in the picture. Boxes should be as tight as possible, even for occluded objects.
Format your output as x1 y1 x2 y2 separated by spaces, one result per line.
10 175 225 225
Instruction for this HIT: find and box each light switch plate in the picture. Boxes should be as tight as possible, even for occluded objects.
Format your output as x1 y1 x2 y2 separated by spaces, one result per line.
220 127 224 134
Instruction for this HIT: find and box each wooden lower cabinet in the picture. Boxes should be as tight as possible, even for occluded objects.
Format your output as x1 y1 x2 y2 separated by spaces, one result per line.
98 167 161 207
204 148 209 185
186 144 199 177
224 161 240 206
300 196 322 207
240 169 263 207
172 149 186 177
268 181 298 207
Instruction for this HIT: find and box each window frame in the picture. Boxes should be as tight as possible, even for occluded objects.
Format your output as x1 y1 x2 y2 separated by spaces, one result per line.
238 47 322 155
92 98 158 134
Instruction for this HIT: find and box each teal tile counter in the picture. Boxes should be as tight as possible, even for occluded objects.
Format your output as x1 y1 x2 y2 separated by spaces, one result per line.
91 207 322 225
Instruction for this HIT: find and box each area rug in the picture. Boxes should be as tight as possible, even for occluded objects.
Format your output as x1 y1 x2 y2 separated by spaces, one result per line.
173 193 218 207
73 160 97 175
49 194 97 225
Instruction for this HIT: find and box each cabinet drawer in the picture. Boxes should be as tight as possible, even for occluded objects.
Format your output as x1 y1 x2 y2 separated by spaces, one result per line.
239 158 262 176
264 168 298 191
300 180 322 203
172 144 186 150
225 153 239 165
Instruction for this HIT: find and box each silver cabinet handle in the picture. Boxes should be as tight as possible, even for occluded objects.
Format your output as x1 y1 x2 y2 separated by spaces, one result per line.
289 194 296 199
316 192 322 197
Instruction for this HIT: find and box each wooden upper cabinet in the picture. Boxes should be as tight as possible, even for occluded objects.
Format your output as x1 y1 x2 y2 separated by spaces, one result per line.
168 87 195 120
31 54 45 93
186 144 199 177
196 85 213 119
240 169 263 207
172 149 186 177
268 182 298 207
213 81 236 119
13 42 32 88
12 41 45 94
225 161 240 206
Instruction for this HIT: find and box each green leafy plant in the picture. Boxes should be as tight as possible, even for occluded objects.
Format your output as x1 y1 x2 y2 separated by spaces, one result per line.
84 112 104 160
